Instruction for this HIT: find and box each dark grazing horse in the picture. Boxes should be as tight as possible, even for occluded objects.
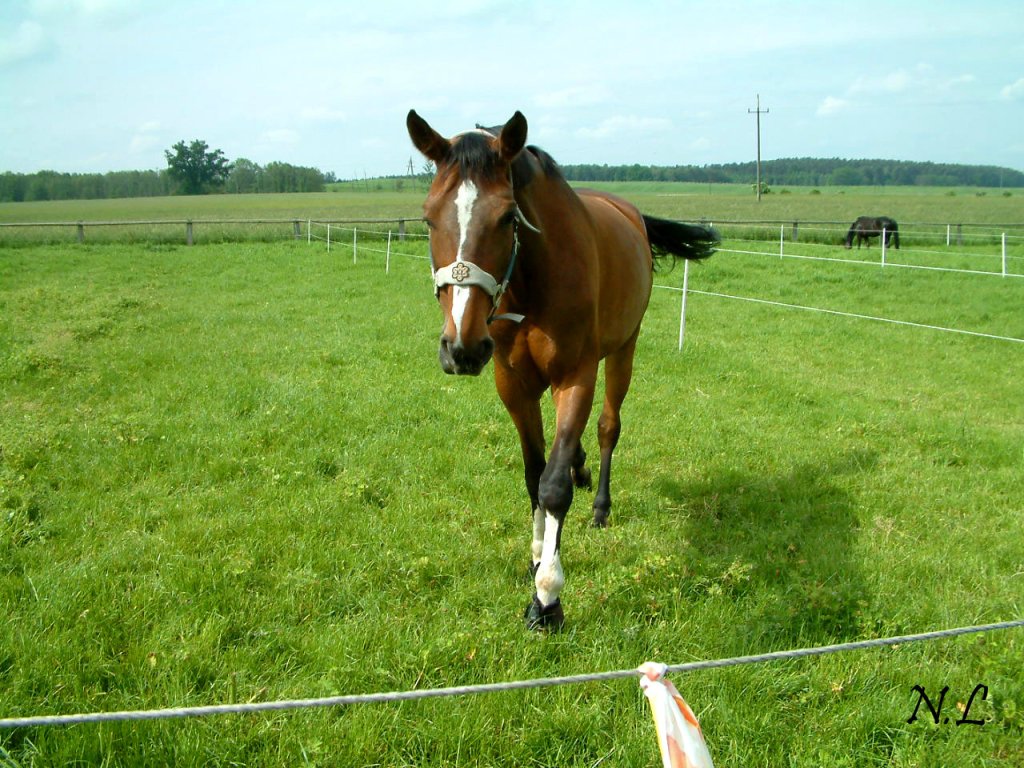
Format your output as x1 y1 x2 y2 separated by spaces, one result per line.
845 216 900 249
407 110 717 629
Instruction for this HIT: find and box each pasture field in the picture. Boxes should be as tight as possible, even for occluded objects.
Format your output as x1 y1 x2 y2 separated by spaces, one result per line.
1 181 1022 248
1 189 1023 766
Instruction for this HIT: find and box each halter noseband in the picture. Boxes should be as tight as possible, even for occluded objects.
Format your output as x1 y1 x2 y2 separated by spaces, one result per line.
432 208 538 325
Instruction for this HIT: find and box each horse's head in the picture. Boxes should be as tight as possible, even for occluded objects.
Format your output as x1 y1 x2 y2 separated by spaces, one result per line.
407 110 532 376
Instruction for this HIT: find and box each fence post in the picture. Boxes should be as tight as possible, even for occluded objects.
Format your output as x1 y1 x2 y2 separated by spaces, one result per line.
77 222 85 244
957 224 963 246
1002 233 1007 277
327 223 331 253
307 219 311 245
881 228 887 267
779 225 785 259
946 224 951 247
792 221 799 242
293 220 301 240
677 259 690 351
399 219 406 242
386 231 392 274
353 228 358 264
186 220 193 246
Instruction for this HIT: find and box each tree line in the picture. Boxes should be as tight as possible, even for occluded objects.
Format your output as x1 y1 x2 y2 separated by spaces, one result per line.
1 139 329 202
5 153 1021 203
561 158 1024 188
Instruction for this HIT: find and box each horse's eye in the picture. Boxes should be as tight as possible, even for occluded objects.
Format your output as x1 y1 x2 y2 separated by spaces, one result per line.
500 211 517 227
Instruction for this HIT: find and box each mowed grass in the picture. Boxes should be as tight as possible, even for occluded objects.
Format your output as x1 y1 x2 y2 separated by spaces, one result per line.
2 228 1023 765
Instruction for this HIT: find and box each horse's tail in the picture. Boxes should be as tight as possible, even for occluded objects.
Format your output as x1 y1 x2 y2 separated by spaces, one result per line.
642 215 718 269
844 221 857 249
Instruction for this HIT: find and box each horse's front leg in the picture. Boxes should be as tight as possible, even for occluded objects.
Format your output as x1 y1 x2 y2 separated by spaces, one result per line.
525 376 596 630
494 363 549 573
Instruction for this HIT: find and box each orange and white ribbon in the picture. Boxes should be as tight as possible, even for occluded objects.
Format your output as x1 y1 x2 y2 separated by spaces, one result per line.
638 662 715 768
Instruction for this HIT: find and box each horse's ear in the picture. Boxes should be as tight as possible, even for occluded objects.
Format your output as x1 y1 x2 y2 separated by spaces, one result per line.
498 111 528 163
407 110 450 164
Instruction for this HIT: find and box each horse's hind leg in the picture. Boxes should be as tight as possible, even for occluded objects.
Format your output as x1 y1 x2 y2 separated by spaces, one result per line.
592 337 638 528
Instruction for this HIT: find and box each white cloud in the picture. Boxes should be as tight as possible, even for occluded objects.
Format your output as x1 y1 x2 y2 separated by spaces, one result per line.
945 74 976 89
846 65 976 101
129 134 160 154
0 21 48 65
300 107 347 124
850 67 918 95
30 0 136 17
534 85 611 109
817 96 849 117
1001 78 1024 101
262 129 299 145
129 121 161 154
576 115 671 140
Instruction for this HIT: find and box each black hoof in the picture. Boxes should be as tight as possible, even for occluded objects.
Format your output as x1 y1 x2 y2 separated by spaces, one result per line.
591 508 610 528
524 594 564 631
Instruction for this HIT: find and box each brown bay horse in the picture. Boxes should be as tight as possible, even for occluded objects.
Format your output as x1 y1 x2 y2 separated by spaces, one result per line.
407 110 717 629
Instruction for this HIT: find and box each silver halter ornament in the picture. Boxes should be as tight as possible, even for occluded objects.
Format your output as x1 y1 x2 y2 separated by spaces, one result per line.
431 207 540 325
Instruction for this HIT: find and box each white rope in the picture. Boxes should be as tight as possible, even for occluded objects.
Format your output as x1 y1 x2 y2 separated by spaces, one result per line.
2 618 1021 729
656 284 1024 344
716 245 1023 278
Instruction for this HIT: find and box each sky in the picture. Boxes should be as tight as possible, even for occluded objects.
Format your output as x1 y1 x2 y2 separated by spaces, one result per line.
2 0 1024 179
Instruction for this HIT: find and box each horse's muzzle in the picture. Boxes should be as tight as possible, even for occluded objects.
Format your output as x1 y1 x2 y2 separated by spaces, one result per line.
439 335 494 376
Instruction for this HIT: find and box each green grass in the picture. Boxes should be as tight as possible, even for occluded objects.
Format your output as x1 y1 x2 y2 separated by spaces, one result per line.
1 190 1023 765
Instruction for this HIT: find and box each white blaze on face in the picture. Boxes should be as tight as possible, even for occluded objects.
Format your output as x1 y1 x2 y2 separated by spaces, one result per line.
451 180 478 341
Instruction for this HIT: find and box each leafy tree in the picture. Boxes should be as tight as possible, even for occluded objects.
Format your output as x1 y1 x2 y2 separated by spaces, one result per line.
164 140 232 195
226 158 262 194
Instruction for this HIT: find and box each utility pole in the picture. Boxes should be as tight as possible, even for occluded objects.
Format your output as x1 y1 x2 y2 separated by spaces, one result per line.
748 94 769 201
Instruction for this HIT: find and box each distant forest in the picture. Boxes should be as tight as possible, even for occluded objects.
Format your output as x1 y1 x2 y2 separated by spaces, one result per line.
3 157 1022 203
560 158 1024 188
0 159 329 203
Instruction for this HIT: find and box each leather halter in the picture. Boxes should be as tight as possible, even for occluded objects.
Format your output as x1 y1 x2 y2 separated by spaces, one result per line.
431 208 538 325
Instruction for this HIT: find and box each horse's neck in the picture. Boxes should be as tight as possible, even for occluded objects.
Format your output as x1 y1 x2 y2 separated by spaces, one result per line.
511 180 591 311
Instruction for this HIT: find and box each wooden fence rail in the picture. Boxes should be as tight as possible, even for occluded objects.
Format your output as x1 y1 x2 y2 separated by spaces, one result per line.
0 218 419 245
